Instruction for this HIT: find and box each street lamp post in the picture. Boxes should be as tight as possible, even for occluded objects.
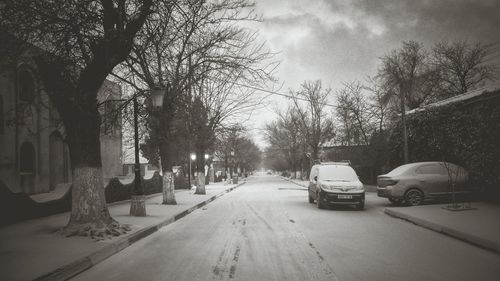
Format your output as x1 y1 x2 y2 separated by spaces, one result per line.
230 151 235 178
130 95 146 216
400 88 409 164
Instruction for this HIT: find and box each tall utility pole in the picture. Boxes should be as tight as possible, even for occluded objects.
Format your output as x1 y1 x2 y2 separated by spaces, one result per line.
400 86 409 164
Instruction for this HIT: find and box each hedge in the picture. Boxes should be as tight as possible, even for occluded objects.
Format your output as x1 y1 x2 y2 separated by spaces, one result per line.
0 171 189 225
388 90 500 201
105 171 163 203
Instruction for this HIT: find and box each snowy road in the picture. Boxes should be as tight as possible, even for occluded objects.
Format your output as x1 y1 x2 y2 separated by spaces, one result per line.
72 176 500 281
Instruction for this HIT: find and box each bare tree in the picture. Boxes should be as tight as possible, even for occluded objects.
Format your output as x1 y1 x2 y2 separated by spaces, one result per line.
433 41 499 97
190 57 276 194
264 107 304 177
214 126 244 179
335 81 373 146
378 41 440 163
378 41 440 110
1 0 153 238
291 80 334 161
116 0 276 196
365 76 391 133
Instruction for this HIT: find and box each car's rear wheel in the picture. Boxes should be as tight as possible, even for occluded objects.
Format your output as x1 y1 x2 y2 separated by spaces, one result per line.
316 192 325 209
405 189 424 206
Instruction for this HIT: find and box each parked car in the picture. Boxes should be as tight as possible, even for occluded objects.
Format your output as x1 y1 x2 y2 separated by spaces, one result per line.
377 162 469 206
308 162 365 210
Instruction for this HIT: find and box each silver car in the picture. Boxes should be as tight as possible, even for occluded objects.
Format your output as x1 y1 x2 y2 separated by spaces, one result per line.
377 162 469 206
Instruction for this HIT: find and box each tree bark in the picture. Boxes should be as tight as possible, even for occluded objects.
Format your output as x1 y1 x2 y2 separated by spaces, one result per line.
194 150 206 194
195 171 206 194
159 136 176 204
61 113 129 239
158 102 177 205
162 170 176 204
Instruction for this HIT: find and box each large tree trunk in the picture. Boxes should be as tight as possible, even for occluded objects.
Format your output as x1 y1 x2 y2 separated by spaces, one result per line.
195 171 206 194
159 131 177 205
162 170 176 204
62 114 129 239
194 150 206 195
312 146 319 161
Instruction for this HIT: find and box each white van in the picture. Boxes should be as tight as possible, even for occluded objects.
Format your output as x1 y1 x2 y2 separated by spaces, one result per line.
308 162 365 210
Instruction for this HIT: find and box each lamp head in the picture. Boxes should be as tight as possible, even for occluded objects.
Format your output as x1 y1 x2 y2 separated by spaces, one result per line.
151 87 166 108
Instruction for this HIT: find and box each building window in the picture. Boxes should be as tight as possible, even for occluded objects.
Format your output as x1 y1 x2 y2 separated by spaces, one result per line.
20 142 36 175
0 95 4 134
18 70 36 103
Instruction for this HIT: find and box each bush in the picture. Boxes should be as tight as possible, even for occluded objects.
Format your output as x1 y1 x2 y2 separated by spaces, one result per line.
0 179 71 226
105 172 163 203
0 172 166 225
281 171 290 177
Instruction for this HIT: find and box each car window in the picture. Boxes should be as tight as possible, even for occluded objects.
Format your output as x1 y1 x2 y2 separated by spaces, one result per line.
318 165 358 182
416 164 447 175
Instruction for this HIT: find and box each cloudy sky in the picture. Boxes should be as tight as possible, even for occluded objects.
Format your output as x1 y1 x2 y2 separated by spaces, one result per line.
244 0 500 146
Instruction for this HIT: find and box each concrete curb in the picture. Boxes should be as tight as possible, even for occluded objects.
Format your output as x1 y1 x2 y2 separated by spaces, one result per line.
281 177 377 193
384 208 500 254
281 177 308 189
106 191 168 207
34 182 246 281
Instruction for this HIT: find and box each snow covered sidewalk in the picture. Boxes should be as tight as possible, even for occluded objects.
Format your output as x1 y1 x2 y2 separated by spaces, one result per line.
385 202 500 254
0 180 245 281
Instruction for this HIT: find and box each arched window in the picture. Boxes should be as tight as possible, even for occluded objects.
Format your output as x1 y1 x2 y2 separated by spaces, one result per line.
0 95 4 134
20 142 36 175
18 69 36 103
49 131 68 189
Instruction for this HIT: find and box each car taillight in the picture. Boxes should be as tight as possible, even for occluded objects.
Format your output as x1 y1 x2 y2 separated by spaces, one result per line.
378 177 398 187
387 179 398 185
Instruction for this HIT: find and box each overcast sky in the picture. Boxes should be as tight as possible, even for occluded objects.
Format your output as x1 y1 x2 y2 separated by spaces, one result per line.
245 0 500 147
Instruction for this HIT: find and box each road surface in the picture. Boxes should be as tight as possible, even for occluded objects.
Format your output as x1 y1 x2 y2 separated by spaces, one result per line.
73 176 500 281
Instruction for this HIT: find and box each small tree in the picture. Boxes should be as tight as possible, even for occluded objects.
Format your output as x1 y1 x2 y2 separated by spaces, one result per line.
264 107 304 177
378 41 440 163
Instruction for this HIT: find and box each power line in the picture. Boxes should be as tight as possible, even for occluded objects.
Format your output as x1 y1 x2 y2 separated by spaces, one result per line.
230 82 339 108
